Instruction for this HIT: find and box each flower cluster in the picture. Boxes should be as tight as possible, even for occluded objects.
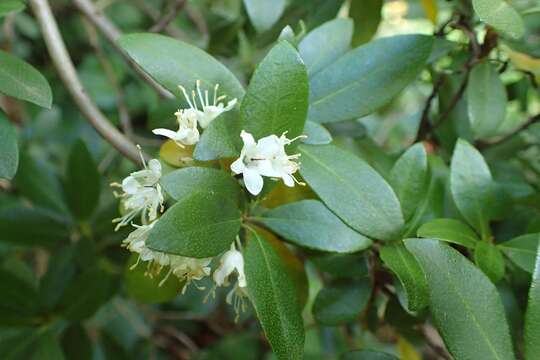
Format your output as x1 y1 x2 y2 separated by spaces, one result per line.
113 80 305 320
231 130 306 195
152 80 237 148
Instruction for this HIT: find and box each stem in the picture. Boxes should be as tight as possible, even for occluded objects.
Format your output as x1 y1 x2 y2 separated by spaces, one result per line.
73 0 174 100
29 0 141 164
150 0 186 33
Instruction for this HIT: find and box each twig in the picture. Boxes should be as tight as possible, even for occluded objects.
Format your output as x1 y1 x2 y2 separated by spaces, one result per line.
72 0 174 100
420 324 452 360
417 75 446 141
150 0 186 33
133 0 186 39
431 70 470 133
478 113 540 149
82 18 133 138
29 0 141 164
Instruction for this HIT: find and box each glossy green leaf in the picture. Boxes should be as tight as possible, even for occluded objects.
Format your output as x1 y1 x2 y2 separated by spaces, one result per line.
499 233 539 273
0 1 25 17
59 266 116 321
147 192 241 258
0 113 18 180
193 112 242 161
299 144 404 241
0 206 69 247
313 280 371 326
524 240 540 359
472 0 525 39
450 139 495 238
349 0 382 46
467 63 507 139
257 199 371 253
119 33 244 99
244 227 304 360
298 18 353 76
417 218 479 248
390 143 428 221
240 41 308 141
15 153 68 214
124 254 183 304
308 35 432 123
161 167 240 203
310 253 369 279
0 50 52 108
39 246 76 309
341 350 398 360
32 334 65 360
243 0 286 32
302 121 332 145
475 242 505 283
405 238 515 360
0 268 39 325
64 140 100 220
380 244 428 312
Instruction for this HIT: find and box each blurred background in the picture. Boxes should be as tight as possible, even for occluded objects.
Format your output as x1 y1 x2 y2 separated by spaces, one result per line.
1 0 539 359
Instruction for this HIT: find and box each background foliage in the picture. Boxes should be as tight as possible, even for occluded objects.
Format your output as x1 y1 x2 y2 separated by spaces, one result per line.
1 0 540 359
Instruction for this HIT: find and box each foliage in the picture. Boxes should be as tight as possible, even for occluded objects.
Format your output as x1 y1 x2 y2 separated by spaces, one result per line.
0 0 539 359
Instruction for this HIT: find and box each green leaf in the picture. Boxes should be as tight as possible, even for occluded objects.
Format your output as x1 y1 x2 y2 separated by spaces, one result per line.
0 268 39 325
161 167 240 203
15 153 68 214
39 246 76 309
298 18 353 76
244 227 304 360
299 144 404 241
467 62 507 139
59 266 116 321
349 0 383 46
147 192 241 258
32 334 65 360
474 242 505 283
0 206 69 248
0 113 18 180
524 240 540 359
257 199 371 253
405 238 515 360
312 279 372 326
124 254 183 304
119 33 244 99
0 0 25 17
61 325 93 360
380 244 428 312
308 35 432 123
310 253 369 279
0 50 52 108
472 0 525 39
240 41 308 142
193 112 242 161
64 140 100 220
499 233 539 273
389 143 428 221
341 350 399 360
450 139 495 238
243 0 286 32
302 121 332 145
417 218 480 248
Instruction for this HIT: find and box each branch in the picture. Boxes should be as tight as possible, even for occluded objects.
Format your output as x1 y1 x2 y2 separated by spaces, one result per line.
478 113 540 149
416 75 446 141
150 0 186 33
29 0 141 164
72 0 174 100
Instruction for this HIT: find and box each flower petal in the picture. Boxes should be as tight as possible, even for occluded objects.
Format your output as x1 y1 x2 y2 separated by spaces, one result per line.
243 167 264 195
152 128 179 140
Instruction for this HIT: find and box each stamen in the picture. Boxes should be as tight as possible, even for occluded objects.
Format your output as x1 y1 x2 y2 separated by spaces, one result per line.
196 80 205 108
213 84 219 105
191 91 198 110
130 255 141 270
205 90 209 107
216 95 226 103
159 268 173 287
178 85 195 109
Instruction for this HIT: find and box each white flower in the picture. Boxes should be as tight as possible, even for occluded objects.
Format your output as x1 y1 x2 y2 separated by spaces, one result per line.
152 108 200 147
187 80 237 129
170 255 212 294
112 150 164 230
230 130 305 195
213 243 247 288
